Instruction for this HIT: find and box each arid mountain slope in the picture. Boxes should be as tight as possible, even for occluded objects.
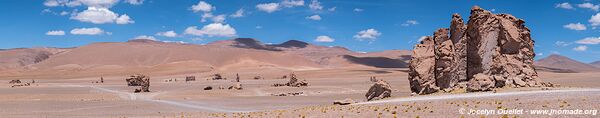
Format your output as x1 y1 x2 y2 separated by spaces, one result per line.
535 54 599 72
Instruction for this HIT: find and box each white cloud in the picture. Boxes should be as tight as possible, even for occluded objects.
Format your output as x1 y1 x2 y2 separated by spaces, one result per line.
589 13 600 26
308 0 323 10
70 27 105 35
46 30 66 36
353 8 364 12
281 0 304 7
255 26 263 29
115 14 134 24
576 37 600 44
200 13 213 22
555 2 574 10
184 23 237 37
44 0 120 8
563 23 587 30
124 0 144 5
71 7 133 24
133 35 158 40
353 28 381 41
191 1 215 13
230 8 244 18
328 7 336 11
59 11 69 16
577 3 599 11
536 53 543 56
256 3 280 13
573 45 588 51
212 14 226 23
43 0 62 7
155 31 177 37
555 41 571 47
315 35 334 42
401 20 419 26
306 15 321 21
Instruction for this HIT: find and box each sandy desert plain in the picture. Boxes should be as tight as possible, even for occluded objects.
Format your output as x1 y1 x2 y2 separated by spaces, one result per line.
0 38 599 118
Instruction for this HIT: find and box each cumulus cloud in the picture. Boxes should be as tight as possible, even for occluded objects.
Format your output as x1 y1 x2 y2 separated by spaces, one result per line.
306 15 321 21
353 28 381 41
589 13 600 26
184 23 237 37
577 3 599 11
256 3 280 13
124 0 144 5
555 2 574 10
282 0 304 7
133 35 158 40
401 20 419 26
155 31 177 37
354 8 364 12
308 0 323 10
46 30 66 36
315 35 334 42
573 45 588 51
563 23 587 30
576 37 600 44
191 1 214 13
70 7 134 24
70 27 105 35
230 8 244 18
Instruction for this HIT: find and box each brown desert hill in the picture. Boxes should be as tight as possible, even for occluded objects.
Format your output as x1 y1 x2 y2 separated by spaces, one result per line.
590 61 600 68
0 38 414 79
1 39 321 79
535 54 599 72
0 47 70 70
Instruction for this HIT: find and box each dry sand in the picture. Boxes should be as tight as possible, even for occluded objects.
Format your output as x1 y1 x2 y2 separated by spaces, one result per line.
0 68 598 117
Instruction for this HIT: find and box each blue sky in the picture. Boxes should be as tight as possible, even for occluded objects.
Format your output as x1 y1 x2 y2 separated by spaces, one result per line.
1 0 600 62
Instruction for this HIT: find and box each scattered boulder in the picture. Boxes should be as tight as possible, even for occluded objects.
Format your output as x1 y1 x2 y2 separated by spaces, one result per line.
229 82 243 90
253 76 262 80
408 6 548 94
126 74 148 86
271 92 304 96
273 73 309 87
333 98 356 105
9 79 21 84
186 76 196 82
212 74 226 80
235 73 240 82
204 86 213 90
365 79 392 101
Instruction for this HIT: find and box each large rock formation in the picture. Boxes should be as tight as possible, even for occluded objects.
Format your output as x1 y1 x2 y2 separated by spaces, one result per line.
408 6 545 94
408 36 439 94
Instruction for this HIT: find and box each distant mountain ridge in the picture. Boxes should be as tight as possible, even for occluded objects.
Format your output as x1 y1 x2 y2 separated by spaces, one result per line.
535 54 599 72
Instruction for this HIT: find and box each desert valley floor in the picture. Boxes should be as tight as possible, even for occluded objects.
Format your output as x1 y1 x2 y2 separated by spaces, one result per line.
1 67 599 117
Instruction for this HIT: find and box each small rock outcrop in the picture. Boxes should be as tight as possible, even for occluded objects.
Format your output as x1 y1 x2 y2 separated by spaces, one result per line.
185 76 196 82
333 98 356 105
408 6 547 94
273 73 309 87
127 74 150 93
212 74 226 80
126 74 148 86
365 79 392 101
9 79 21 84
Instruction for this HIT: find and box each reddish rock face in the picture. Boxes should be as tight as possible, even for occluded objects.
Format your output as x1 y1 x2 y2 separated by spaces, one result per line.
408 36 439 94
408 6 543 94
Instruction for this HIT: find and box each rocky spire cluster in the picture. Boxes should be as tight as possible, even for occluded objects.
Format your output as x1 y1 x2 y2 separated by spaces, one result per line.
408 6 551 94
